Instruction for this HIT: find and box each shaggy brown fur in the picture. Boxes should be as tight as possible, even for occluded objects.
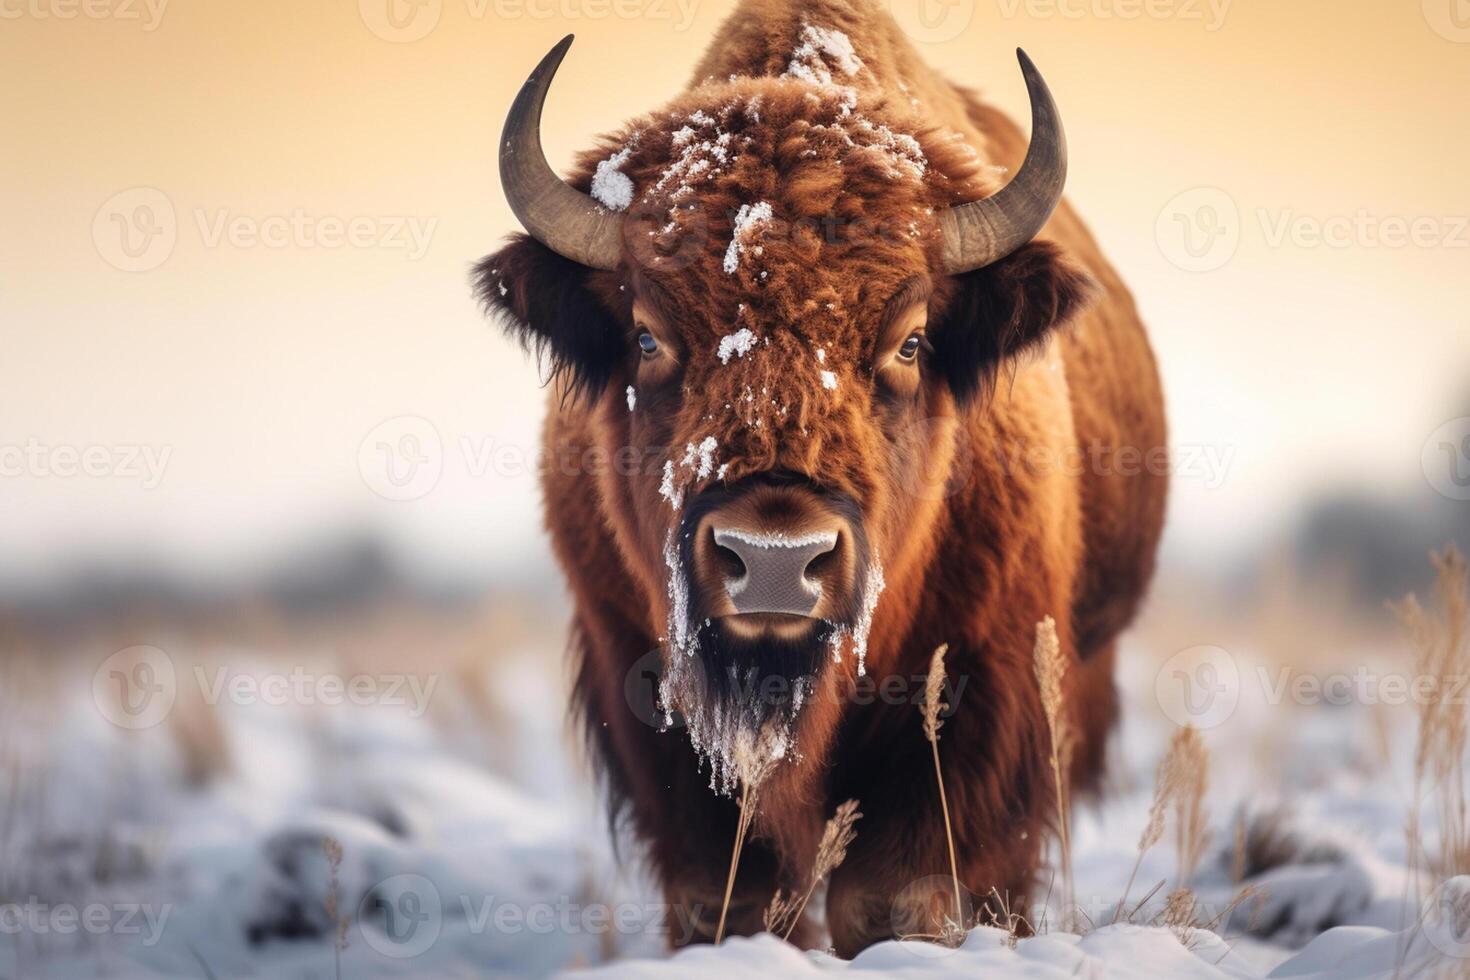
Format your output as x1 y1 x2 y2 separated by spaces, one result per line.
476 0 1167 955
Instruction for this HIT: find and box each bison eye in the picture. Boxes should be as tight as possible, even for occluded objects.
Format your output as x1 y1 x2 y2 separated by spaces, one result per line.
637 330 659 357
897 333 924 362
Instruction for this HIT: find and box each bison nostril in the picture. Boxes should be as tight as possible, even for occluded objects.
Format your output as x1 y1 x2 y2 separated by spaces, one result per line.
802 543 838 582
713 541 747 580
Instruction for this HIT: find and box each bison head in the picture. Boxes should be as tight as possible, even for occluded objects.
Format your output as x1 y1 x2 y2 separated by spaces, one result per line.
477 36 1094 793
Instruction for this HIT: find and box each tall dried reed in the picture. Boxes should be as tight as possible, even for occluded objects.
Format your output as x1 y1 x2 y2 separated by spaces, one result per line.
715 729 786 943
764 799 863 940
1172 726 1211 889
1114 723 1196 922
1033 617 1075 929
322 836 348 980
920 643 965 936
1396 547 1470 902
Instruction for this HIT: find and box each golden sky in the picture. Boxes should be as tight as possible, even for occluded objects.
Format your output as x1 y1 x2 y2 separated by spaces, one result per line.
1 0 1466 580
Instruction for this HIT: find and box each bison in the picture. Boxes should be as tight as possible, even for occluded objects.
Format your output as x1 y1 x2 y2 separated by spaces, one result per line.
475 0 1167 955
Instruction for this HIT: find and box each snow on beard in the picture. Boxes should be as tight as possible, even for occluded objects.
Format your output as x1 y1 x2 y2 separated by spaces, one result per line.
656 434 807 797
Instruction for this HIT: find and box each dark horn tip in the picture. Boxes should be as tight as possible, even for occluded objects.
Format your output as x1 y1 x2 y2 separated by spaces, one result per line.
527 35 576 83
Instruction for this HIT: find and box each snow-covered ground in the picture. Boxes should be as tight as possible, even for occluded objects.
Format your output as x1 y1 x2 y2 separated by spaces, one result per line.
2 636 1466 979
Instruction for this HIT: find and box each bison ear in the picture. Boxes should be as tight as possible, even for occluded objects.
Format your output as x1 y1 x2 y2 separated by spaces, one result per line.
930 241 1098 405
472 234 624 398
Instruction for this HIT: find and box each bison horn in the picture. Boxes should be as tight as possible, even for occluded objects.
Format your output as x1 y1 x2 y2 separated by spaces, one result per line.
500 35 624 271
939 50 1067 275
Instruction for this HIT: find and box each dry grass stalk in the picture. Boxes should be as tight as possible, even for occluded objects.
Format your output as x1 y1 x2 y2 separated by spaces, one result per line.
1391 548 1470 979
1395 547 1470 904
1125 879 1167 923
919 643 965 937
167 673 232 789
1113 723 1196 922
715 781 759 943
763 889 800 935
1032 617 1075 930
922 644 949 742
1158 888 1198 945
1172 726 1211 889
765 799 863 940
981 887 1033 949
1147 881 1259 953
1231 810 1247 887
715 728 786 943
322 836 348 980
1201 883 1260 934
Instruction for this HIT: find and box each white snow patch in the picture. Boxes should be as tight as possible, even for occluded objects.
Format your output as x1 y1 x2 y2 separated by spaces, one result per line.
660 437 721 511
658 459 682 510
853 116 927 177
785 22 864 86
723 201 773 274
590 146 635 212
715 528 838 551
717 328 757 364
687 436 719 480
829 552 885 676
648 108 753 206
662 529 693 661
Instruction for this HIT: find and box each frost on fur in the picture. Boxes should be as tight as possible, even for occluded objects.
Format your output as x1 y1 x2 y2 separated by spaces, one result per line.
590 145 635 211
723 202 772 274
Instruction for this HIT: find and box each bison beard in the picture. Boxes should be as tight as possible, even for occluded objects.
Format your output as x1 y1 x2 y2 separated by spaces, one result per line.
661 485 877 794
657 617 826 791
